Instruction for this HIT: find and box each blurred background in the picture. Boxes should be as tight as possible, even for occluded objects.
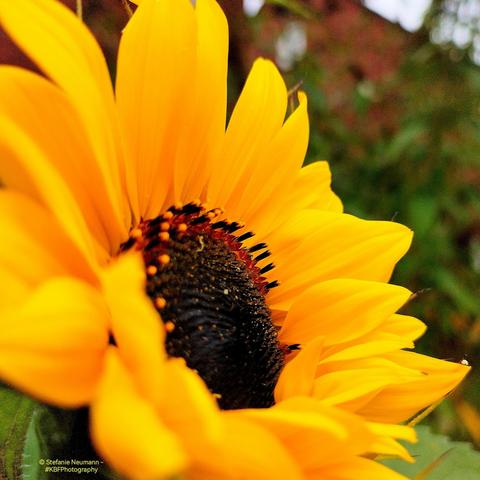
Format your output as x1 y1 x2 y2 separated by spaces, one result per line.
1 0 478 447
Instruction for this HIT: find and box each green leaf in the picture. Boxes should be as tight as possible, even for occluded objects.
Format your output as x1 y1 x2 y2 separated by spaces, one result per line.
433 268 479 316
407 194 439 240
0 383 37 479
22 410 43 480
0 384 116 479
382 426 480 479
381 122 426 166
0 384 81 480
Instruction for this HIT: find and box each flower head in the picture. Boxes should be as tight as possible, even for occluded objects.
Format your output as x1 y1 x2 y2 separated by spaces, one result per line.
0 0 469 478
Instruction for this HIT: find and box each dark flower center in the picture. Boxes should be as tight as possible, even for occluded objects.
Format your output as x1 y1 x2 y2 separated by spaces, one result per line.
121 202 287 409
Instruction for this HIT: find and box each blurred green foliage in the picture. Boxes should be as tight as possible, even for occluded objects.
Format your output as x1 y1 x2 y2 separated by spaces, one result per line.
382 425 480 478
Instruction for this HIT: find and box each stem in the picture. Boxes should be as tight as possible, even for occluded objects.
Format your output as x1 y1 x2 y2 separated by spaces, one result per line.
121 0 133 18
76 0 83 20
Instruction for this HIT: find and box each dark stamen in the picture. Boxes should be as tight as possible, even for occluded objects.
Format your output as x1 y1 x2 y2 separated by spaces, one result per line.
249 242 268 253
266 280 280 290
260 262 275 274
211 221 230 230
255 250 271 262
181 202 203 215
191 215 210 225
237 231 254 242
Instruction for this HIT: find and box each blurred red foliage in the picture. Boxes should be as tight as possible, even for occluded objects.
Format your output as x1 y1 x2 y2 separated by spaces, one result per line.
219 0 417 139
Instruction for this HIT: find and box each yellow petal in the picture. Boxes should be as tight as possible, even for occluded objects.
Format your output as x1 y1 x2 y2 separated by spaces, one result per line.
0 66 126 255
319 340 414 365
0 270 28 311
0 0 127 231
0 278 108 407
314 456 408 480
116 0 196 220
289 160 343 213
367 423 417 463
239 398 349 446
279 279 411 346
208 58 288 213
237 397 375 470
275 336 324 401
0 114 102 265
174 0 228 203
0 191 96 295
367 422 417 444
369 314 426 344
275 337 421 412
159 358 222 451
260 160 343 241
311 361 422 409
191 415 302 480
370 436 415 462
90 348 186 480
236 92 309 235
101 253 166 404
267 211 413 310
357 351 470 423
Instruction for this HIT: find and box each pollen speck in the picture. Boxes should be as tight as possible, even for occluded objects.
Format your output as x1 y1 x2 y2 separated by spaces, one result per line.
177 223 187 233
158 254 170 265
159 232 170 241
155 297 167 309
160 222 170 231
131 228 142 239
165 321 175 332
146 265 157 276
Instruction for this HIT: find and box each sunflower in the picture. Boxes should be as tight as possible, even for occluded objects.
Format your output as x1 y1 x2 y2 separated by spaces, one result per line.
0 0 469 478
